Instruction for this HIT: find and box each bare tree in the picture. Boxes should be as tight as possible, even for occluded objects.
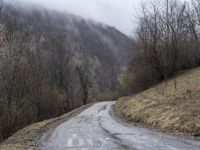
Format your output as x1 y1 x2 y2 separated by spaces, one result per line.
125 0 196 92
76 51 91 105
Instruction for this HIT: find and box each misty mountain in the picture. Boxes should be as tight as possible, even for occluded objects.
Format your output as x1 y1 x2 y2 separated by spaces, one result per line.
1 1 133 94
0 1 134 141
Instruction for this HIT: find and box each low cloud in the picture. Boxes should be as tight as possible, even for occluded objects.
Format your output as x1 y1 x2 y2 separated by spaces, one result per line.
14 0 140 35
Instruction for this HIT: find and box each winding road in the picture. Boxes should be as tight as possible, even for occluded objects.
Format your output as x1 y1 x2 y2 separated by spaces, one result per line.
38 102 200 150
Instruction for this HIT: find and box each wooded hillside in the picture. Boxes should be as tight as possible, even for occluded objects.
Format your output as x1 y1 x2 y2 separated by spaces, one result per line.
0 1 133 141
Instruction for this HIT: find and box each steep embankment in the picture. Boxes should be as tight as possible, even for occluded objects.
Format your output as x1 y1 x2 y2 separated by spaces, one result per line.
115 68 200 137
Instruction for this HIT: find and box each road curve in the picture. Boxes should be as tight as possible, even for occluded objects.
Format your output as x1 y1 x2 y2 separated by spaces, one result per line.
38 102 200 150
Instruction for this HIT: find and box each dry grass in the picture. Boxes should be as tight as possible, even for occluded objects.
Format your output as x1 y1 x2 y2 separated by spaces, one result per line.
0 144 25 150
94 92 121 102
0 104 92 150
115 67 200 137
0 119 54 150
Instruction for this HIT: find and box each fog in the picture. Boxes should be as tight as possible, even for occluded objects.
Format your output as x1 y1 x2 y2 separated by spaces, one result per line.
12 0 140 36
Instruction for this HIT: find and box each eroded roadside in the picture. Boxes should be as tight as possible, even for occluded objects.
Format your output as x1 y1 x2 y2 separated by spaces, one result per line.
0 104 93 150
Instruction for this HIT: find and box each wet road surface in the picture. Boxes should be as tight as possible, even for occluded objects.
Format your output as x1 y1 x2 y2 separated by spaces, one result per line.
38 102 200 150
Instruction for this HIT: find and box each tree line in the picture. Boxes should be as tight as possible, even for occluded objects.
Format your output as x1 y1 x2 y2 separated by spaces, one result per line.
124 0 200 93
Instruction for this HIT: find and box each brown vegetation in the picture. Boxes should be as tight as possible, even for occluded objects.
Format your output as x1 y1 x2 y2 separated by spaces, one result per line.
115 67 200 137
116 0 200 138
0 104 91 150
0 1 131 142
94 91 121 102
123 0 200 93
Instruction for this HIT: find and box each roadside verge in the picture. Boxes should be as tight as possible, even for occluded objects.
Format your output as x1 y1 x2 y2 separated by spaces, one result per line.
114 68 200 140
0 104 93 150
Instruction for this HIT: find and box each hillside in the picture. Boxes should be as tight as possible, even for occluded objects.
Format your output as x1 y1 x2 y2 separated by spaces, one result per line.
115 68 200 137
1 0 133 93
0 1 133 142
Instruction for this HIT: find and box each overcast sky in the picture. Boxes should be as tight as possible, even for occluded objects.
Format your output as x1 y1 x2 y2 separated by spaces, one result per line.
16 0 140 36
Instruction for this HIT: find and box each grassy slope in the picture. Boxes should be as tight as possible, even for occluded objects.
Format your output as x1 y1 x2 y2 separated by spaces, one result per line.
0 119 54 150
0 104 92 150
115 67 200 137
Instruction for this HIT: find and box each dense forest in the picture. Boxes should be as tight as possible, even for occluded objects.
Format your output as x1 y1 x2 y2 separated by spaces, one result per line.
0 1 133 141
